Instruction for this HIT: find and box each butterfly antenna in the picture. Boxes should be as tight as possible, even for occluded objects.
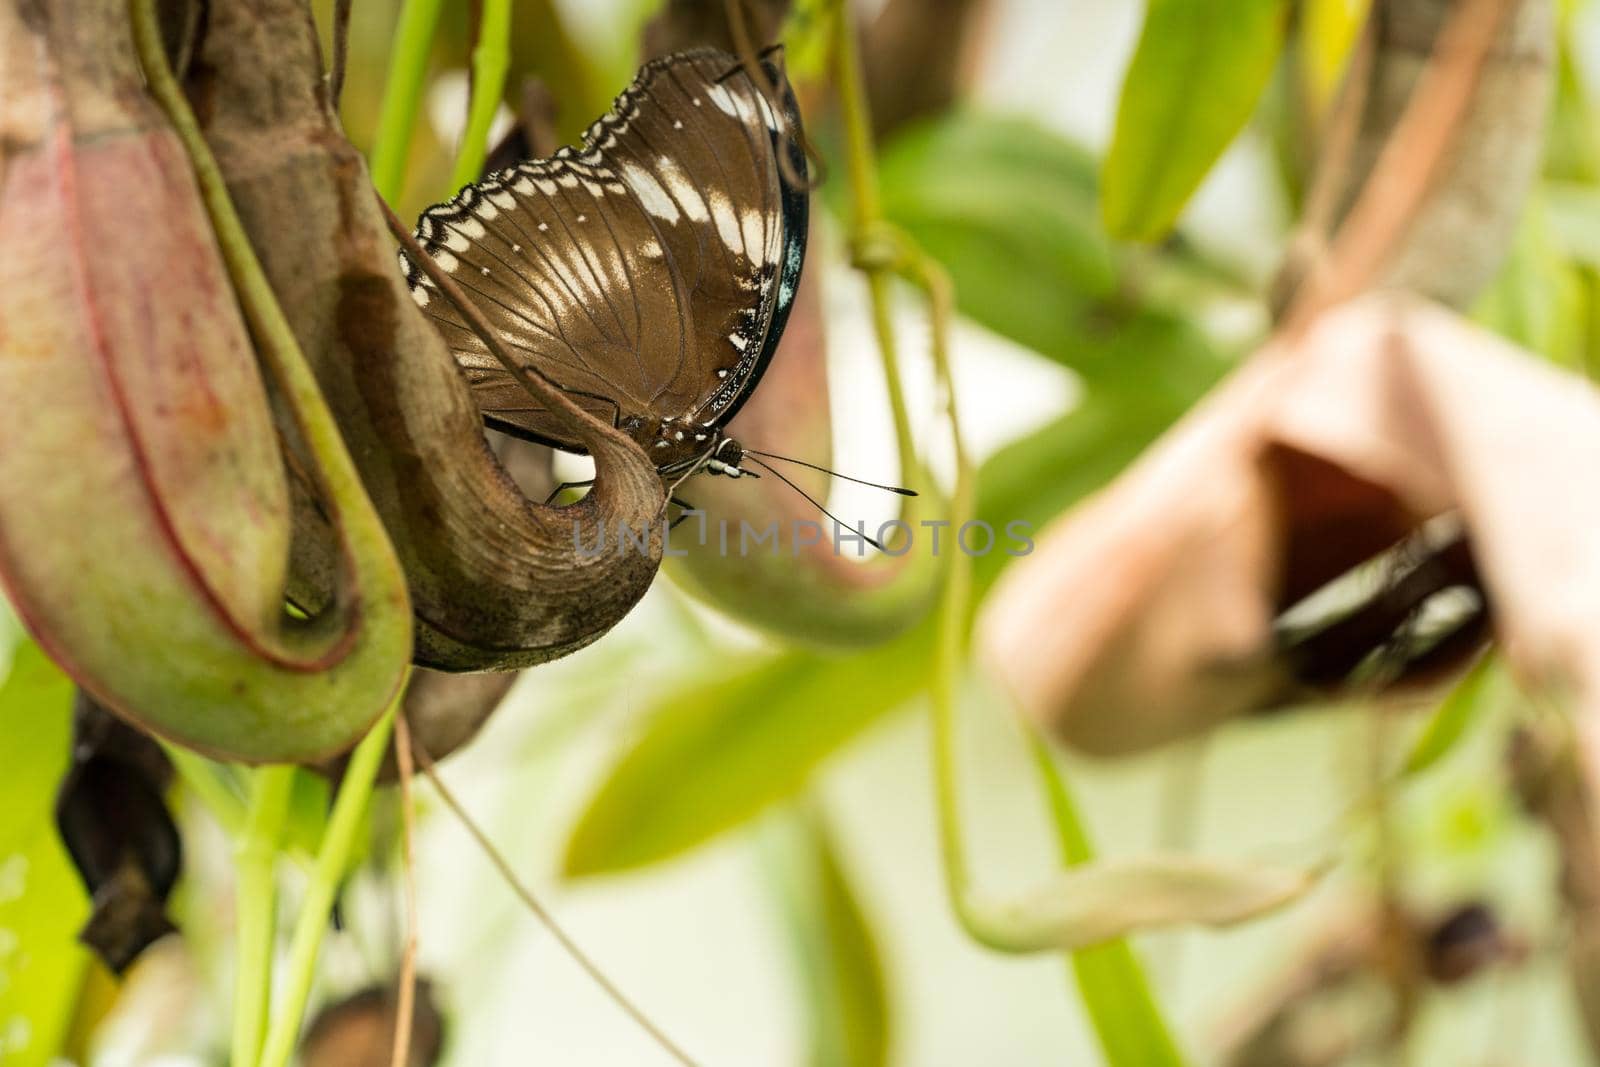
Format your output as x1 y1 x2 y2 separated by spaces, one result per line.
743 449 917 496
745 456 890 553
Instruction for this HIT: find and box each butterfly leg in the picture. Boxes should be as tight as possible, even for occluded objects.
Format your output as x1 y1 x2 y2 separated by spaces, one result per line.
668 496 697 529
544 480 595 506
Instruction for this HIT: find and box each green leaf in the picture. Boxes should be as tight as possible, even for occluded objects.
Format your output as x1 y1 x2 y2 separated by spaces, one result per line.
1401 654 1503 777
1295 0 1369 119
0 643 89 1067
1540 181 1600 270
1031 742 1186 1067
565 317 1227 876
564 640 929 876
0 594 19 669
1544 18 1600 184
878 114 1119 370
976 856 1317 951
761 807 890 1067
780 0 839 81
1101 0 1291 241
1474 194 1587 368
973 313 1227 588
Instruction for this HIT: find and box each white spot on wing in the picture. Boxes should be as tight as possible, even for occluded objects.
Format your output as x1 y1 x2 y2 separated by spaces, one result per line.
708 190 742 253
755 93 779 130
740 208 765 264
621 163 679 224
657 157 709 222
707 84 738 117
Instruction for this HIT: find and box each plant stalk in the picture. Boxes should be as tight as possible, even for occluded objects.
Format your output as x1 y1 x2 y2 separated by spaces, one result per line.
257 691 405 1067
451 0 513 190
829 0 918 481
231 765 297 1067
369 0 448 202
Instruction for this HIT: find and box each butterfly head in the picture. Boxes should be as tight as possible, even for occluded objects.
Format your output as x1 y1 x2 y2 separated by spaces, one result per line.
704 437 750 479
649 419 751 480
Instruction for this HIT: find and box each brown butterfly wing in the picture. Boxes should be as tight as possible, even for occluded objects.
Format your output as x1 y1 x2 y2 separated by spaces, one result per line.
401 157 690 446
401 48 804 452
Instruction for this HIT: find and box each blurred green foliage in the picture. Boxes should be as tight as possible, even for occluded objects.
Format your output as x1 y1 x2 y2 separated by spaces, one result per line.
1101 0 1291 240
761 808 890 1067
566 103 1233 879
878 115 1118 366
1032 746 1186 1067
0 644 87 1067
1403 655 1506 779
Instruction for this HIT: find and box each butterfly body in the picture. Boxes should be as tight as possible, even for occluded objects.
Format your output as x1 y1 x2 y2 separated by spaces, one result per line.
402 48 808 486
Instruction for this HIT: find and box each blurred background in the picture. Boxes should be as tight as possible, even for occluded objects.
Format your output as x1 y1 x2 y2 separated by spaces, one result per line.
7 0 1600 1064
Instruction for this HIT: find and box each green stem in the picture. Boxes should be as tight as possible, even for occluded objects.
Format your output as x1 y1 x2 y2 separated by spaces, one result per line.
830 0 918 481
232 766 297 1067
163 743 247 836
826 0 986 937
918 261 999 945
369 0 448 202
827 0 1016 953
451 0 513 190
838 35 1191 1047
257 688 406 1067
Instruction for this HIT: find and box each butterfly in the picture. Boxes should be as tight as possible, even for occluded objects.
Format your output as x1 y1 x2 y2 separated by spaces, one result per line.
400 48 808 493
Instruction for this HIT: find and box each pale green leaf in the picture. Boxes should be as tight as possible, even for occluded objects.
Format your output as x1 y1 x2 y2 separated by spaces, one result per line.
761 807 890 1067
1474 195 1587 368
1540 181 1600 269
1102 0 1291 240
1401 654 1504 777
0 644 89 1067
878 114 1118 369
975 856 1318 953
1544 22 1600 184
1295 0 1370 118
1031 742 1187 1067
564 640 928 876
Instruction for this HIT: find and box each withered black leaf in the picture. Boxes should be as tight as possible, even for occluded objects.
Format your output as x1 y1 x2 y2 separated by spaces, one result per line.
54 690 181 974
